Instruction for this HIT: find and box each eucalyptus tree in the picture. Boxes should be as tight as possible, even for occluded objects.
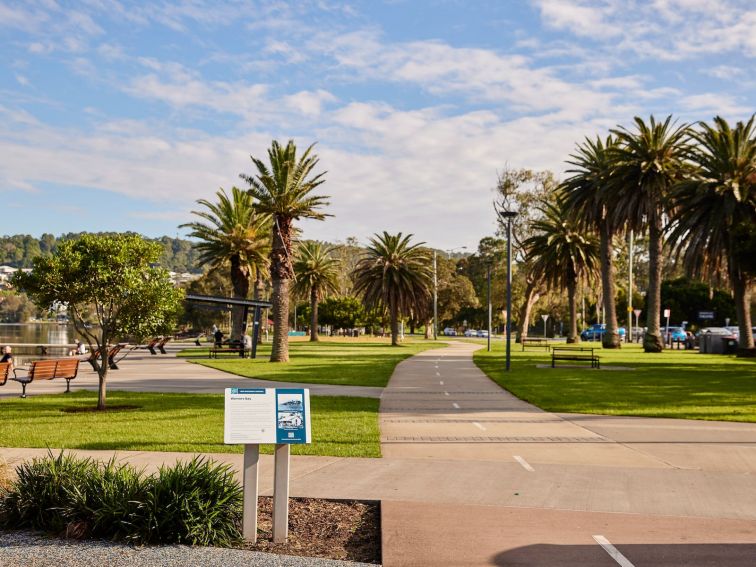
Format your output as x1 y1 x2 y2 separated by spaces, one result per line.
608 116 690 352
181 187 270 338
241 140 329 362
523 197 600 343
352 232 433 346
562 136 623 348
668 115 756 351
292 241 341 342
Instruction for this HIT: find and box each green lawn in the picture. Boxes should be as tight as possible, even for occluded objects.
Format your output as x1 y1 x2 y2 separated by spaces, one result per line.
474 341 756 422
179 338 445 388
0 391 380 458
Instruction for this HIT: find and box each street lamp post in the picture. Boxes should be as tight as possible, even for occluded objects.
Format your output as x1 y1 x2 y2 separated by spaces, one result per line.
497 209 518 372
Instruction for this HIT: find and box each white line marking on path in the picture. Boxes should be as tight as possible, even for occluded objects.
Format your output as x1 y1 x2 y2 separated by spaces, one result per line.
513 456 535 472
435 371 441 377
452 402 460 409
593 535 635 567
439 381 444 385
473 422 486 431
444 391 450 396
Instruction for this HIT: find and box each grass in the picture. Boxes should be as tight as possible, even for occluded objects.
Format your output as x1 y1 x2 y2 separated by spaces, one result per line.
178 337 445 388
474 340 756 422
0 391 380 458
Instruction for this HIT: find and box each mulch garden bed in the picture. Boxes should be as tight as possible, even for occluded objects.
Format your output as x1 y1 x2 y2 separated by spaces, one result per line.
242 496 381 564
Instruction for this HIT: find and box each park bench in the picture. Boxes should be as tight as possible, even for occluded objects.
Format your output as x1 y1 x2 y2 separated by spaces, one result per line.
157 336 171 354
522 338 551 351
551 347 600 369
11 358 80 398
143 337 161 355
87 344 127 372
0 362 10 387
209 342 247 359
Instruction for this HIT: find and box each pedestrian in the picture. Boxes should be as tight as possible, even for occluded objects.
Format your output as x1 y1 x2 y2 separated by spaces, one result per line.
1 346 13 369
214 328 224 348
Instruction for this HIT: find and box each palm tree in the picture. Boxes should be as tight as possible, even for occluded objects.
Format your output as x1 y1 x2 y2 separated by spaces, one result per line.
524 196 600 343
292 241 341 342
241 140 329 362
608 116 690 352
352 232 432 346
181 187 270 338
668 115 756 351
563 136 622 348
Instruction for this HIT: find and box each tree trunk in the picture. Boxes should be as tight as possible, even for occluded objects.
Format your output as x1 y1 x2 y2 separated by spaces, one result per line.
230 254 251 339
97 337 109 410
254 274 265 344
270 216 294 362
729 258 755 351
390 301 399 346
516 278 541 343
310 285 319 342
567 279 579 344
271 277 290 361
424 319 432 339
600 221 621 348
643 217 664 353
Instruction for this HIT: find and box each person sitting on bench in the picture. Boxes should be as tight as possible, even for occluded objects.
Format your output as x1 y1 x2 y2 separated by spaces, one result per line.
1 346 13 369
214 328 224 348
69 340 87 357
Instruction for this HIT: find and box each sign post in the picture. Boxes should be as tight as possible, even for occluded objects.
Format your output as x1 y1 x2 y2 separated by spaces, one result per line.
541 314 549 337
663 308 671 347
224 388 311 544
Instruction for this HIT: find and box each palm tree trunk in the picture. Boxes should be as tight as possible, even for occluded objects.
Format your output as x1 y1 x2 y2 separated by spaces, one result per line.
390 301 399 346
310 285 319 342
254 273 265 344
271 277 290 361
516 278 541 343
729 259 755 351
643 217 664 353
270 216 293 362
600 221 621 348
567 280 579 344
230 254 251 339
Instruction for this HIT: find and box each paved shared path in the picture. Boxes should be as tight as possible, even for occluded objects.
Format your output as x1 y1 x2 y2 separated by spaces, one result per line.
2 340 756 565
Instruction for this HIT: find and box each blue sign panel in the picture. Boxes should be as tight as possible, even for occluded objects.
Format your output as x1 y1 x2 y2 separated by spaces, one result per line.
275 388 309 444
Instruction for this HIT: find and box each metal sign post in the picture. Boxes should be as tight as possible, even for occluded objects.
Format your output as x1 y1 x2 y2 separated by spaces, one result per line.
224 388 311 544
663 308 671 347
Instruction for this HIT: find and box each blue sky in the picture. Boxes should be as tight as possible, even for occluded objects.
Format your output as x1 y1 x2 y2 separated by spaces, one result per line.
1 0 754 250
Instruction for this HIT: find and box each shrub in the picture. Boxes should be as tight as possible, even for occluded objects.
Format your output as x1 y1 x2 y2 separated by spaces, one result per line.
0 452 242 547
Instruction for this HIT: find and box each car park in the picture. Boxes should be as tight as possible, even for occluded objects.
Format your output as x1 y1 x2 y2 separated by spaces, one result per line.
464 329 477 337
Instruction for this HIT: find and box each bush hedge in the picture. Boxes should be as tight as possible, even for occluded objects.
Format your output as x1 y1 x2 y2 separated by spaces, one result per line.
0 451 242 546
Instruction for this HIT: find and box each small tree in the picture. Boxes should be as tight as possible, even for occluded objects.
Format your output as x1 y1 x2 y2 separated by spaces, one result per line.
13 234 184 410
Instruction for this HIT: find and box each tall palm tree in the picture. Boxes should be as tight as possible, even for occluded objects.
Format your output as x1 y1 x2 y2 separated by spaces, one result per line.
524 196 600 343
292 241 341 342
241 140 329 362
181 187 270 338
563 136 622 348
608 116 690 352
352 232 432 346
668 115 756 351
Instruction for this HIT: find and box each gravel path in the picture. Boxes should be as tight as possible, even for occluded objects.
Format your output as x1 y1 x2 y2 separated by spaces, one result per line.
0 531 378 567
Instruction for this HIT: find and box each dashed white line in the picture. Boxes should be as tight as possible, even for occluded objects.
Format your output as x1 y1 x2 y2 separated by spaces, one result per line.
444 391 450 396
452 402 460 409
439 380 444 385
513 455 535 472
593 535 635 567
435 371 441 377
472 422 486 431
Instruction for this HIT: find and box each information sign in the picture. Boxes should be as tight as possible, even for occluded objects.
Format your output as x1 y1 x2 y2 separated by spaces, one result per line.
224 388 311 445
698 310 715 320
663 308 671 318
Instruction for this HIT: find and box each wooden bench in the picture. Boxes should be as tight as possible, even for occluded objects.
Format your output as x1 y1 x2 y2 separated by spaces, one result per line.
11 359 80 398
522 338 551 351
209 345 247 359
551 347 600 369
0 362 10 387
87 344 127 372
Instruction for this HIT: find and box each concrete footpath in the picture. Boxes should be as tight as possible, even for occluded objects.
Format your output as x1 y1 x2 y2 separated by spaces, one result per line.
3 341 756 565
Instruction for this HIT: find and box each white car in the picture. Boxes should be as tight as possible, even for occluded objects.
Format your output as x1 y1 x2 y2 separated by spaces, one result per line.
464 329 477 337
477 330 489 338
443 327 457 336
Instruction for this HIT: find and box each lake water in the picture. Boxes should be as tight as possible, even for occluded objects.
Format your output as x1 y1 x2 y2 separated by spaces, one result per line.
0 323 79 363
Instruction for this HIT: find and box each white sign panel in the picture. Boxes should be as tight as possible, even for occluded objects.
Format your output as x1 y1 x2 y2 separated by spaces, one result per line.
224 388 311 445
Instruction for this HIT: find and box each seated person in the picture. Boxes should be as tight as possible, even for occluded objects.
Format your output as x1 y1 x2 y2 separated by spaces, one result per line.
1 346 13 369
214 329 224 347
69 340 87 356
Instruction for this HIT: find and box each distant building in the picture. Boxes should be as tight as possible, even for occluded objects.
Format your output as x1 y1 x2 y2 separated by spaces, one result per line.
169 271 202 286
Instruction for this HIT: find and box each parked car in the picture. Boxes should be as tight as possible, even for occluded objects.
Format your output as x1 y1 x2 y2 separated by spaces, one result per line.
464 329 478 337
664 327 687 343
477 329 489 338
442 327 457 336
580 324 626 341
